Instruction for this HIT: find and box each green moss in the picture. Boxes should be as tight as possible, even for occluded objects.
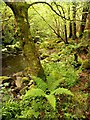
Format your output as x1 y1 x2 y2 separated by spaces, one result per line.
0 76 11 81
0 76 12 84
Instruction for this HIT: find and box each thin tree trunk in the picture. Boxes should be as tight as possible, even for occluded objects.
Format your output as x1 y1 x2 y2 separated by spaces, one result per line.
72 1 77 40
64 20 68 44
79 5 89 38
69 21 72 38
68 5 72 38
87 13 90 39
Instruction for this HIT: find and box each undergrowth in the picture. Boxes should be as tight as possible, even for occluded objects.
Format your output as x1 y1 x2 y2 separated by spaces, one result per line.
2 39 89 120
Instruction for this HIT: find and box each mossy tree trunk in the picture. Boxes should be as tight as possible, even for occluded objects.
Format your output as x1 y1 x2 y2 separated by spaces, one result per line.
72 2 77 40
5 2 46 80
64 20 68 44
69 21 72 38
79 3 89 38
87 13 90 39
68 5 72 38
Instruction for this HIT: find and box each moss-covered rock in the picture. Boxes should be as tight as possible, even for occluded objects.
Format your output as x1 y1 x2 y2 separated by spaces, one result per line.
21 77 30 85
0 76 13 84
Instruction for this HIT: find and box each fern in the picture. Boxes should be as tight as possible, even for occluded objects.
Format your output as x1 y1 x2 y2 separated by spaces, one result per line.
24 87 73 110
24 88 45 97
32 76 47 91
24 73 74 110
45 94 56 110
45 88 73 109
45 62 65 91
48 78 64 91
44 62 78 89
51 87 74 96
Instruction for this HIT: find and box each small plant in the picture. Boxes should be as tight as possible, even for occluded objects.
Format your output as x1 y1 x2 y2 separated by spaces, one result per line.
17 76 73 119
2 101 20 120
0 82 12 102
44 62 78 88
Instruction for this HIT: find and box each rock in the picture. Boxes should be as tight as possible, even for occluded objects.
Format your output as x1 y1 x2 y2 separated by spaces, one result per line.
15 76 22 88
20 86 28 95
11 87 21 98
0 76 13 84
21 77 30 85
13 72 23 88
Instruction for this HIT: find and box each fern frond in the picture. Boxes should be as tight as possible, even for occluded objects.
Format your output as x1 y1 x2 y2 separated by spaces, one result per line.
32 76 47 91
51 87 74 96
48 78 64 91
24 88 45 97
45 94 56 110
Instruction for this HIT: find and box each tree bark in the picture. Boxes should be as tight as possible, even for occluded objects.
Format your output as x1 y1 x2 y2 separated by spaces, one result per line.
64 20 68 44
5 2 46 80
72 2 77 40
87 13 90 39
68 5 72 38
79 4 89 38
69 21 72 38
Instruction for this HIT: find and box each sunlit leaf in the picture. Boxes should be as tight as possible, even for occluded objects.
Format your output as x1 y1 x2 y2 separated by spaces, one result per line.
52 87 74 96
24 88 45 97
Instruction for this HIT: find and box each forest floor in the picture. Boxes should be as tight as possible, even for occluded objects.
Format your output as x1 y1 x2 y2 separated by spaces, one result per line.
70 69 90 119
37 38 90 119
1 37 90 120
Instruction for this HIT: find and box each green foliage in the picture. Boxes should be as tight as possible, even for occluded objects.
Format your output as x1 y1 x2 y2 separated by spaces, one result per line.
52 88 73 96
0 82 12 102
29 4 54 40
32 76 47 91
1 3 18 48
44 62 78 88
45 94 56 110
24 88 46 97
2 42 21 54
24 86 73 110
1 75 73 119
2 101 20 120
1 1 89 120
20 75 73 119
19 96 58 120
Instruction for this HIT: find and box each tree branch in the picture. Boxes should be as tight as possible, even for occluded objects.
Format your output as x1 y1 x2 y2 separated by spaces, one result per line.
28 1 82 22
28 1 68 20
4 0 82 22
31 6 64 42
52 2 65 17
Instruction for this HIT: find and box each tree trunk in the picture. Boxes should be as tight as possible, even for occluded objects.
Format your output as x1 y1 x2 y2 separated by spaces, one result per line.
79 4 89 38
69 21 72 38
64 20 68 44
87 13 90 39
72 2 77 40
68 5 72 38
5 2 46 80
72 1 77 40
